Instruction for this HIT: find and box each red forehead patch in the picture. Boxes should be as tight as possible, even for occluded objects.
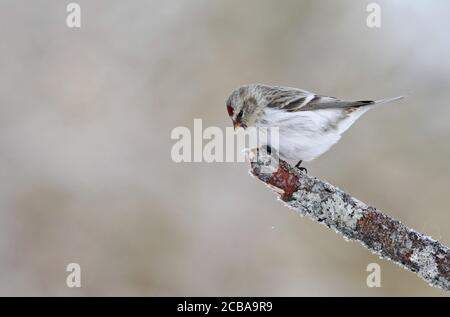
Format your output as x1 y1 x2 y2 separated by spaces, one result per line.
227 104 233 116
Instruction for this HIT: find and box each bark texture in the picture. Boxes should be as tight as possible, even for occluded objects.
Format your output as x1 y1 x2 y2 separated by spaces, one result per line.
250 147 450 291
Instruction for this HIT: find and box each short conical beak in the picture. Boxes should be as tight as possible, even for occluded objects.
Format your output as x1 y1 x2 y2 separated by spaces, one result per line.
233 121 241 130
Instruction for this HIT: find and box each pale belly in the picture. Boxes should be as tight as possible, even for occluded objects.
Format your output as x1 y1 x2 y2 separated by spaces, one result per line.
257 108 368 163
275 128 341 162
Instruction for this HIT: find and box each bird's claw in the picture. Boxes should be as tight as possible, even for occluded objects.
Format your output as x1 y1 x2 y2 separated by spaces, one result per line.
295 160 307 173
297 167 308 174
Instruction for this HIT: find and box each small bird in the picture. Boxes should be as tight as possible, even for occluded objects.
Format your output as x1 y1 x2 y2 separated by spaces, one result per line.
226 84 403 170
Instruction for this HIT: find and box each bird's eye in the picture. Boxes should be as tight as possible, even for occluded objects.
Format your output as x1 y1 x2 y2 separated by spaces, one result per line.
227 103 233 116
236 109 244 121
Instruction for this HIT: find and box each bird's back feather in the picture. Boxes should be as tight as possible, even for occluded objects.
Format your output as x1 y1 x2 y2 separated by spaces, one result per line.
261 85 403 112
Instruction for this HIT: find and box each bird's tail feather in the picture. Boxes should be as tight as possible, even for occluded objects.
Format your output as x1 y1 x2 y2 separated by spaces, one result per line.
372 96 404 105
367 96 403 106
349 96 403 109
349 96 403 108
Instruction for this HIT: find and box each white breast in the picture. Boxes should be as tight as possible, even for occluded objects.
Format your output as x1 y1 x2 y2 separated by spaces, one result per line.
258 107 369 163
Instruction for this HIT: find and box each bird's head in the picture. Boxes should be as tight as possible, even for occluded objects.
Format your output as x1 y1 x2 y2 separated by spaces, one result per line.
226 85 264 130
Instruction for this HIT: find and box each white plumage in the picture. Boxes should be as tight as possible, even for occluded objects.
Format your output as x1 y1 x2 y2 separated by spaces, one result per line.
226 84 403 165
260 107 369 163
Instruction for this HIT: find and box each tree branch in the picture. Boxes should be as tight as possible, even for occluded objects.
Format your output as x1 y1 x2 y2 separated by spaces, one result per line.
249 147 450 291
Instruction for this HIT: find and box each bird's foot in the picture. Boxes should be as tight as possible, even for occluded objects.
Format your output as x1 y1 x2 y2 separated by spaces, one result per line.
295 160 308 173
298 167 308 173
256 145 272 157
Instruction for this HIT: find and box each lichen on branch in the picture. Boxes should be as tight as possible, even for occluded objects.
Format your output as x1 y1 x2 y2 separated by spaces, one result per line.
249 147 450 291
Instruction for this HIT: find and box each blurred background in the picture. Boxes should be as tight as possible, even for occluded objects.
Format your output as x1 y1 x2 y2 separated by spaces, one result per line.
0 0 449 296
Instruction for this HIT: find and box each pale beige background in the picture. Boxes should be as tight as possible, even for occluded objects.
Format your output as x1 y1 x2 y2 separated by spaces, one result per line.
0 0 449 296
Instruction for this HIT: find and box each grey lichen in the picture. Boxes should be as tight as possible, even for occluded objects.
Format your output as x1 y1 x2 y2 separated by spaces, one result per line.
286 175 365 239
410 245 439 281
249 148 450 291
